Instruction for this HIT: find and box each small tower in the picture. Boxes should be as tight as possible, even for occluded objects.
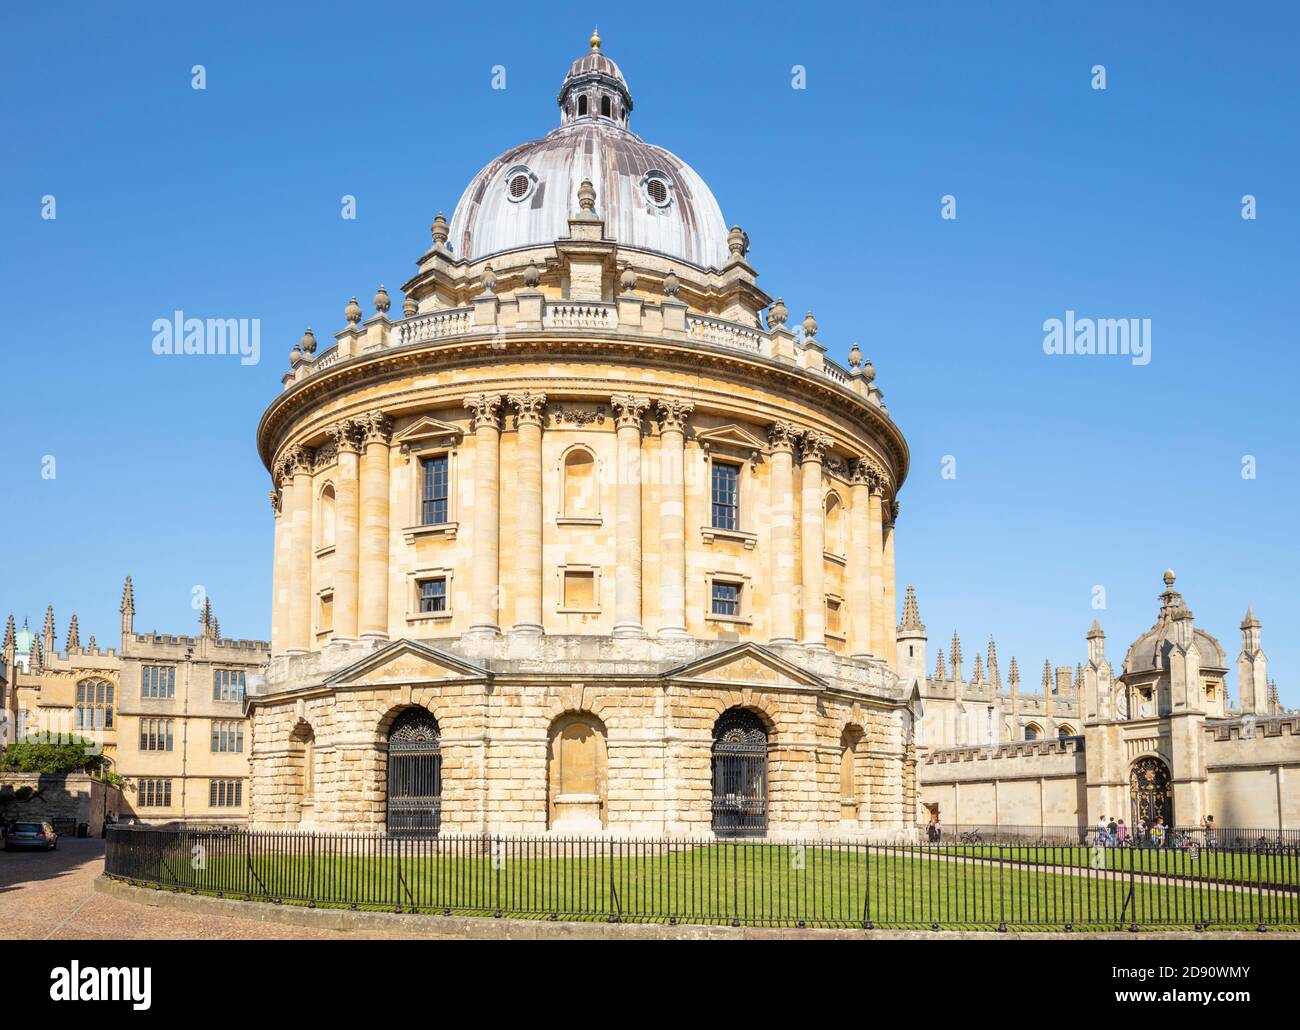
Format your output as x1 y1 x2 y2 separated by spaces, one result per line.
1084 619 1111 722
986 636 1001 691
895 584 927 685
66 614 81 652
950 632 963 685
1008 656 1021 738
1042 659 1054 735
934 648 946 685
120 575 135 640
1237 607 1268 714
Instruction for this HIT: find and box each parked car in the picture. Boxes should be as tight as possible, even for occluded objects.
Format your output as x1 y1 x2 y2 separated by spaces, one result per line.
3 821 58 851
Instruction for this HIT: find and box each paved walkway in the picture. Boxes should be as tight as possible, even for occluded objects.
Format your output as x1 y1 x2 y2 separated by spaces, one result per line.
0 839 454 939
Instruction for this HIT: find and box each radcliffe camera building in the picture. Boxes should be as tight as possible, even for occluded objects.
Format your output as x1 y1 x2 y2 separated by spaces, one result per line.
7 36 1293 840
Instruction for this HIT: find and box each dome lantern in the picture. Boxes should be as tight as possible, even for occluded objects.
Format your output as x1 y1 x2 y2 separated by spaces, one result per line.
558 31 632 127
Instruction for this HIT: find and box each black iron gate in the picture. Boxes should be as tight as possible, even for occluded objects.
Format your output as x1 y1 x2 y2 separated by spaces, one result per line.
711 708 768 836
386 708 443 837
1129 755 1173 830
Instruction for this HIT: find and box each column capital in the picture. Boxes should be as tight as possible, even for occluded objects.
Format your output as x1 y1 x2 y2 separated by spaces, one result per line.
328 417 364 454
611 393 651 430
268 488 282 516
360 410 393 447
464 393 503 431
766 420 801 453
852 455 888 488
656 397 694 434
799 430 832 463
889 498 900 524
281 443 315 477
507 391 548 427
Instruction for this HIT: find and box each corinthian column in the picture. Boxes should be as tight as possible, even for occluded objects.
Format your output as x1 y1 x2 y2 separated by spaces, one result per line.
767 422 799 645
465 394 503 635
508 392 546 635
799 431 830 648
657 398 693 637
868 475 886 657
848 459 874 657
285 444 315 654
884 498 898 667
611 393 650 638
330 418 362 642
358 411 392 641
270 485 286 654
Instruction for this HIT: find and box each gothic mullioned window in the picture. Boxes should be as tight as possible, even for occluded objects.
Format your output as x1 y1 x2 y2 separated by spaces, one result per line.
138 779 172 807
213 669 246 703
139 718 174 752
211 720 244 753
209 779 242 807
141 665 175 699
75 679 114 730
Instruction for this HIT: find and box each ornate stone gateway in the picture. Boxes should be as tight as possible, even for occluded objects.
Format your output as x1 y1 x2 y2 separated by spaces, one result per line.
386 708 442 837
711 709 768 837
1129 756 1173 829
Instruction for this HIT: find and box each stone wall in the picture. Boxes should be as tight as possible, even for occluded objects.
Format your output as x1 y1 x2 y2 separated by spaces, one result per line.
918 737 1087 829
0 773 122 836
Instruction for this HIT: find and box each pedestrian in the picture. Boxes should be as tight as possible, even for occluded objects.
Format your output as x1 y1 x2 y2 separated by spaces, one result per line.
1153 818 1166 849
1202 814 1217 849
933 815 942 843
1107 816 1118 846
1097 814 1109 847
1138 817 1148 847
1116 819 1128 845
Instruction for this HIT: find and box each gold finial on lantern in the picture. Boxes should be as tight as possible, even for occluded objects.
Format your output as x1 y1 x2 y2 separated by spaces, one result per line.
590 27 601 51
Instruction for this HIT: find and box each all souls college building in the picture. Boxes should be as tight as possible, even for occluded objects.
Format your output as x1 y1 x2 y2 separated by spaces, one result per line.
234 35 1296 838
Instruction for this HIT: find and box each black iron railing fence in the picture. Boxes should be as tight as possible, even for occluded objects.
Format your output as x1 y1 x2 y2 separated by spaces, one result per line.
921 824 1300 850
104 826 1299 930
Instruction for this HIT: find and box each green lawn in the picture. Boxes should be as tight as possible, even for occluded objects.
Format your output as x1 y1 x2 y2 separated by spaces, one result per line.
113 837 1299 931
912 843 1300 888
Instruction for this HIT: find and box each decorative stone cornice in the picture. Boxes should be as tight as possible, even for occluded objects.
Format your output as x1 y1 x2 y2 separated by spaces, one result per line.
464 393 503 431
360 410 393 446
656 397 694 434
610 393 651 430
766 420 800 453
508 391 548 427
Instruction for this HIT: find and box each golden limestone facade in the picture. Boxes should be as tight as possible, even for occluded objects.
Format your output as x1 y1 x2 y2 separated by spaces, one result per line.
2 584 268 824
249 36 913 837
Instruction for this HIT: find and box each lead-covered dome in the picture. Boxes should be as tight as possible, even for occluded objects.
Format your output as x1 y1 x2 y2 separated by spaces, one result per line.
445 33 731 270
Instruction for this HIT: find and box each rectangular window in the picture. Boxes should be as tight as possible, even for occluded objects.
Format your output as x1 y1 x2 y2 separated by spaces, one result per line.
139 779 172 807
213 669 246 703
139 719 174 752
711 581 741 617
711 462 739 531
141 665 175 699
211 720 245 753
563 570 595 609
418 577 447 614
209 779 243 808
421 455 449 525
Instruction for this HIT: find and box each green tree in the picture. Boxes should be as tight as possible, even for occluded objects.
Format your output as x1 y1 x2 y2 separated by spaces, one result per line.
0 735 105 775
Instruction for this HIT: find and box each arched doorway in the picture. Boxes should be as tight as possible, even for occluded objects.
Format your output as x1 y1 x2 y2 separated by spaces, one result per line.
1129 756 1173 829
386 708 442 837
711 708 768 836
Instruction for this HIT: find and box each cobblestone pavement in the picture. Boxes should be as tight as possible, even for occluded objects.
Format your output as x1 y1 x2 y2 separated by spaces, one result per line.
0 839 454 939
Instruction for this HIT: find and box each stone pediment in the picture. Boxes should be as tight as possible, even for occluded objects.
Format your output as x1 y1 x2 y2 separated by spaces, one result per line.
694 423 765 459
394 416 463 450
325 639 489 688
664 642 827 690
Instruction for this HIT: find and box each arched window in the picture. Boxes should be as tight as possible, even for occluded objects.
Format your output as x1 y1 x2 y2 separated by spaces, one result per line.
1023 723 1041 741
561 446 597 519
601 95 611 118
840 725 862 820
711 708 768 836
318 484 336 548
577 95 588 116
386 708 442 837
547 712 608 830
825 492 845 556
76 679 114 731
1057 725 1075 739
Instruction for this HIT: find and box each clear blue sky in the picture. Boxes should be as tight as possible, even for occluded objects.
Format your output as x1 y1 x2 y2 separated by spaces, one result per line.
3 2 1296 703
